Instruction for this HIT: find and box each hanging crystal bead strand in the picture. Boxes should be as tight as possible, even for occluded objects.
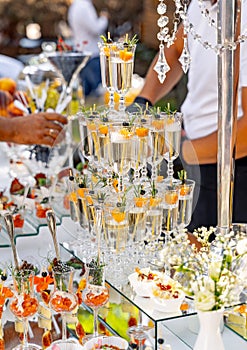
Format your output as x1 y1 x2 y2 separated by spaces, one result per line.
154 1 171 83
178 3 192 73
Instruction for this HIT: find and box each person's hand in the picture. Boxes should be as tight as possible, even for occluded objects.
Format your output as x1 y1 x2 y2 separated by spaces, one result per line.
10 112 68 146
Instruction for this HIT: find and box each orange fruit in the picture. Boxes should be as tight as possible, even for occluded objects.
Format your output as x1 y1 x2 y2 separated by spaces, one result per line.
157 176 164 182
111 209 125 223
87 122 96 131
136 127 149 137
165 192 178 205
180 185 190 196
69 192 77 202
134 197 148 207
77 188 88 198
86 195 93 205
103 47 110 56
99 124 108 135
119 50 133 61
120 127 133 138
166 117 175 125
150 197 162 207
151 119 165 130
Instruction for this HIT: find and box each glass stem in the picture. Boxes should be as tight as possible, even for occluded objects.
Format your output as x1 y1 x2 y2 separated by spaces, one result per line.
93 308 99 337
61 313 67 341
119 94 125 112
167 159 174 183
23 318 29 349
109 91 115 110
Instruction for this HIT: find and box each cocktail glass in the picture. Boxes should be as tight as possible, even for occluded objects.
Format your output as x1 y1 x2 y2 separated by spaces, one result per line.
82 261 109 339
46 51 91 95
49 265 78 344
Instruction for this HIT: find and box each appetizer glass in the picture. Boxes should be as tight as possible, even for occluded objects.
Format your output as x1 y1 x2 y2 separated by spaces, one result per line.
10 269 40 350
49 265 78 344
82 262 109 339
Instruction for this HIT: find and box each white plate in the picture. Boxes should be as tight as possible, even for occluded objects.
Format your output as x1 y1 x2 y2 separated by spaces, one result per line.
83 336 129 350
128 268 163 297
46 341 83 350
152 292 185 313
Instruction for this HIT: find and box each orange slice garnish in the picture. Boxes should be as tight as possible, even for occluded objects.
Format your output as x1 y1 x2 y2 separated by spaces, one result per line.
86 195 93 205
120 127 134 138
99 125 108 135
77 188 88 198
150 197 162 207
103 47 110 57
119 50 133 61
134 197 148 207
87 122 96 131
69 192 77 202
151 119 165 130
180 185 190 196
111 209 125 223
165 192 178 205
136 127 149 137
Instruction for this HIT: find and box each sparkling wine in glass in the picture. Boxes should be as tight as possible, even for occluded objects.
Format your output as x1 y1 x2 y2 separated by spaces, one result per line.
110 42 136 112
162 112 182 185
177 179 195 231
108 122 136 192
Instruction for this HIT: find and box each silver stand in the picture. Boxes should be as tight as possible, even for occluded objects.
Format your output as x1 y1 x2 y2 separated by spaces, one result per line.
217 0 241 233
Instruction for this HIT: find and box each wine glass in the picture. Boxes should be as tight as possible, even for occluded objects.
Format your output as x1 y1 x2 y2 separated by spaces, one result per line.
49 264 78 344
9 268 41 350
162 112 182 185
82 260 109 339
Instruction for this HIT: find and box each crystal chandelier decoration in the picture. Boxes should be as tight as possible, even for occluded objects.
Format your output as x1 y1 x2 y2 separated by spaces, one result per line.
155 0 247 83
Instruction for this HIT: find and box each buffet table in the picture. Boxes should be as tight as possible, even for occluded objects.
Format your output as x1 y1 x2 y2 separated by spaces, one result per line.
0 143 247 350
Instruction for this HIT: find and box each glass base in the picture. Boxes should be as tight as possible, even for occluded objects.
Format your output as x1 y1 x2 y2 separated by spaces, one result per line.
12 344 42 350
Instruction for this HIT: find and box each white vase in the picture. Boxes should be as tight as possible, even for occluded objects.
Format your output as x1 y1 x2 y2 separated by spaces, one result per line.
193 309 225 350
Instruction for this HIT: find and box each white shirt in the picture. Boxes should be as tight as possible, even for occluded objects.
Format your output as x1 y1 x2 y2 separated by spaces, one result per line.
68 0 108 57
181 0 247 139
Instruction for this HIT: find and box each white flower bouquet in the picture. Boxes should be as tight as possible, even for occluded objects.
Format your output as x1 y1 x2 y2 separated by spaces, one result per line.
171 226 247 311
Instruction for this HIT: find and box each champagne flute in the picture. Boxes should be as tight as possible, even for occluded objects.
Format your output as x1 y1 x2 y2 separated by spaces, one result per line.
177 179 195 233
108 122 135 193
147 114 166 183
10 269 41 350
98 41 115 111
162 111 182 185
110 42 136 112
